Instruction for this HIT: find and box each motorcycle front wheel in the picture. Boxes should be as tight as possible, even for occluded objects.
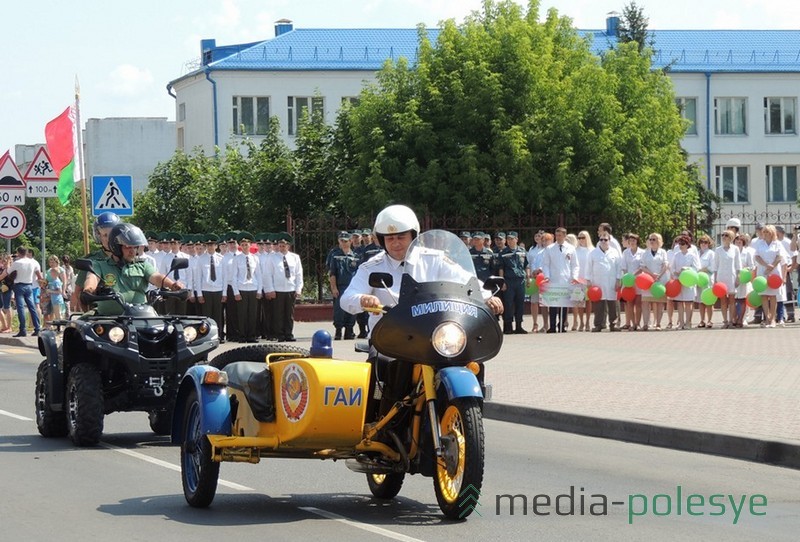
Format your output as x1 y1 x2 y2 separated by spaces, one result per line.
433 397 484 520
181 388 220 507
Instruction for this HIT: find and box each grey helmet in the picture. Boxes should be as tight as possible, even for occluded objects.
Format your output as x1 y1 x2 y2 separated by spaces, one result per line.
108 223 147 259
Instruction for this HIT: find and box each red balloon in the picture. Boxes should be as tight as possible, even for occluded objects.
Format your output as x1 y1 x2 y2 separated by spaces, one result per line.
620 286 637 302
587 285 602 302
634 273 655 290
536 274 547 287
767 274 783 289
665 279 682 298
711 282 728 298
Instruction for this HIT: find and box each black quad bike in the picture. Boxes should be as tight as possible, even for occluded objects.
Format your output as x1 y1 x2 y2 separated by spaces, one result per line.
35 257 219 446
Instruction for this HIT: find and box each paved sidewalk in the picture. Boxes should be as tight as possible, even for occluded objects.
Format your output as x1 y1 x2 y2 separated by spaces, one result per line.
5 319 799 467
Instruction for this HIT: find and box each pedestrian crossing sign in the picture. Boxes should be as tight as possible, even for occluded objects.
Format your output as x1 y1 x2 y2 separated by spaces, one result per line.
92 175 133 216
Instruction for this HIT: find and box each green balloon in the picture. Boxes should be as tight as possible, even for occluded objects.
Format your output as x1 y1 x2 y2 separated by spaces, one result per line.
747 290 763 307
697 271 710 288
525 281 538 296
621 273 636 288
679 268 699 287
700 287 718 306
752 276 768 293
738 269 752 283
650 282 666 299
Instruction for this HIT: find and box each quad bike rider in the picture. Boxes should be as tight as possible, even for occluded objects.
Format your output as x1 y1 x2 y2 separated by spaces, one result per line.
35 222 219 446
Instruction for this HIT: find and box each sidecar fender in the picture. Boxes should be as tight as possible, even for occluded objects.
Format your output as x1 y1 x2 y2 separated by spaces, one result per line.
171 365 231 444
437 366 483 401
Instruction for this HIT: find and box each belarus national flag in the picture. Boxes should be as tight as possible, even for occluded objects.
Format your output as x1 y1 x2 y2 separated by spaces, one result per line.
44 105 83 205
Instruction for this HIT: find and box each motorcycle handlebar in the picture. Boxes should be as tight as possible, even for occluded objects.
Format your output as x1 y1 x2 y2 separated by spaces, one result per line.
363 305 385 314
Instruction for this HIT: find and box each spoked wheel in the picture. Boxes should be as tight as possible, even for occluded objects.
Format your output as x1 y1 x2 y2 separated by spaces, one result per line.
181 388 219 507
66 363 104 446
35 360 67 437
367 472 405 499
433 397 484 520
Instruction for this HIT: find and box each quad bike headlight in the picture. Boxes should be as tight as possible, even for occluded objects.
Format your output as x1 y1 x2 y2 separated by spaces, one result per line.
183 326 198 344
431 322 467 358
107 326 126 343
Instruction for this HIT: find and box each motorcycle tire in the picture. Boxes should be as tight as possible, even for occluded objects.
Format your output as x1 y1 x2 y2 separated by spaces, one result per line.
433 397 484 520
181 387 220 508
35 360 68 437
209 344 310 370
148 409 173 435
66 363 105 447
366 472 405 499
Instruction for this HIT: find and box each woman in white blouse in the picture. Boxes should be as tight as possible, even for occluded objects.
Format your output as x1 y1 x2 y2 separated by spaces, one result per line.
621 233 645 331
733 234 755 328
574 230 594 331
696 234 717 328
754 225 784 328
670 235 701 330
714 230 741 328
639 233 668 330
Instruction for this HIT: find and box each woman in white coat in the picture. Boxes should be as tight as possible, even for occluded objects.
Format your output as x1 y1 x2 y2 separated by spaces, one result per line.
696 234 717 328
585 236 621 331
639 233 669 330
670 235 701 330
733 234 755 327
713 230 741 328
754 225 784 328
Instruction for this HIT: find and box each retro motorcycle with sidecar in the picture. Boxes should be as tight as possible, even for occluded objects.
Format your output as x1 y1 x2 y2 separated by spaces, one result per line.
172 230 503 519
35 257 219 446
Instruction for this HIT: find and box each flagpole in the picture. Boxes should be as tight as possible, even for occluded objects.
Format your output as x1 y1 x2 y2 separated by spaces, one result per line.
74 76 90 254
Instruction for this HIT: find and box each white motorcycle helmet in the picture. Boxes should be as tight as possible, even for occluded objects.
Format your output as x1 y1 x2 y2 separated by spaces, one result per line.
373 204 420 249
726 217 741 231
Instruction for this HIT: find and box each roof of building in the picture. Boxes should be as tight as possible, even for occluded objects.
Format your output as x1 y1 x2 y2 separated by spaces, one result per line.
205 28 442 72
184 27 800 79
582 29 800 73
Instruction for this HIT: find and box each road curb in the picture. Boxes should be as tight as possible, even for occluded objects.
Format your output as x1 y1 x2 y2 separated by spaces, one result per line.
484 402 800 470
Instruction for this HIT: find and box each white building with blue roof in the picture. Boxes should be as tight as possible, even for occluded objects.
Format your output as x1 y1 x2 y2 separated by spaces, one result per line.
169 17 800 232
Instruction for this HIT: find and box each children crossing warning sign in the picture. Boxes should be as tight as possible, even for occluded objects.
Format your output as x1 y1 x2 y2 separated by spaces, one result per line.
92 175 133 216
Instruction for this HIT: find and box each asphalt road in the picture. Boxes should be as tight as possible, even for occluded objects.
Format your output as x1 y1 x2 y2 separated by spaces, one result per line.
2 347 799 541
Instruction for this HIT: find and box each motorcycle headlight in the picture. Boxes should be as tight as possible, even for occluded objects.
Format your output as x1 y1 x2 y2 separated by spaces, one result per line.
107 326 126 343
431 322 467 358
183 326 198 344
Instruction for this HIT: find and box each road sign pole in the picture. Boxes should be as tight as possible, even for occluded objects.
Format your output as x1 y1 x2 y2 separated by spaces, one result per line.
40 198 46 269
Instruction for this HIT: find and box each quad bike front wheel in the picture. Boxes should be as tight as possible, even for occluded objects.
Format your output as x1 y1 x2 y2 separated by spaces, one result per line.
181 388 220 507
66 363 104 446
433 397 484 520
35 360 67 437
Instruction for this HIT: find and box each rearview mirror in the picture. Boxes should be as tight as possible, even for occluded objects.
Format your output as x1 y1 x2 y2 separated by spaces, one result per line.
170 257 189 271
368 272 393 288
483 276 505 292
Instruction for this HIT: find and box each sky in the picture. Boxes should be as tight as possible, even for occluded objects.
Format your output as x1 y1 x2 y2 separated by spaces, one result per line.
3 0 800 157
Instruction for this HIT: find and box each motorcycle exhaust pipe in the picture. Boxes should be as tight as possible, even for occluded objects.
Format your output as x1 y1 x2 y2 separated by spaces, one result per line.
345 458 395 474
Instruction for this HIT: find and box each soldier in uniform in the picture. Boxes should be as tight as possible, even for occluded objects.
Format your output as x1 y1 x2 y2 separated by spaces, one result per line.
195 233 225 341
221 231 241 342
83 223 183 316
498 231 528 334
255 233 274 340
264 232 303 342
460 231 472 248
231 231 261 342
355 228 383 338
73 212 121 311
329 231 359 340
470 231 494 282
159 232 190 315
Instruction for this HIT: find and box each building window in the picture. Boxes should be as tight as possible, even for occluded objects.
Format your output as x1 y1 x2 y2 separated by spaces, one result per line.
342 96 361 107
676 97 697 135
767 165 798 202
714 97 747 135
288 96 324 136
232 96 270 136
178 102 186 122
177 127 184 151
715 166 749 203
764 97 796 135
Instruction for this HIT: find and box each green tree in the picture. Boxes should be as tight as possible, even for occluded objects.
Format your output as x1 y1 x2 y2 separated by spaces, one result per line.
617 1 654 54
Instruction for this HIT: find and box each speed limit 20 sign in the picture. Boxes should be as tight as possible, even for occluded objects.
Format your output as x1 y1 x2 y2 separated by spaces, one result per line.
0 206 26 239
